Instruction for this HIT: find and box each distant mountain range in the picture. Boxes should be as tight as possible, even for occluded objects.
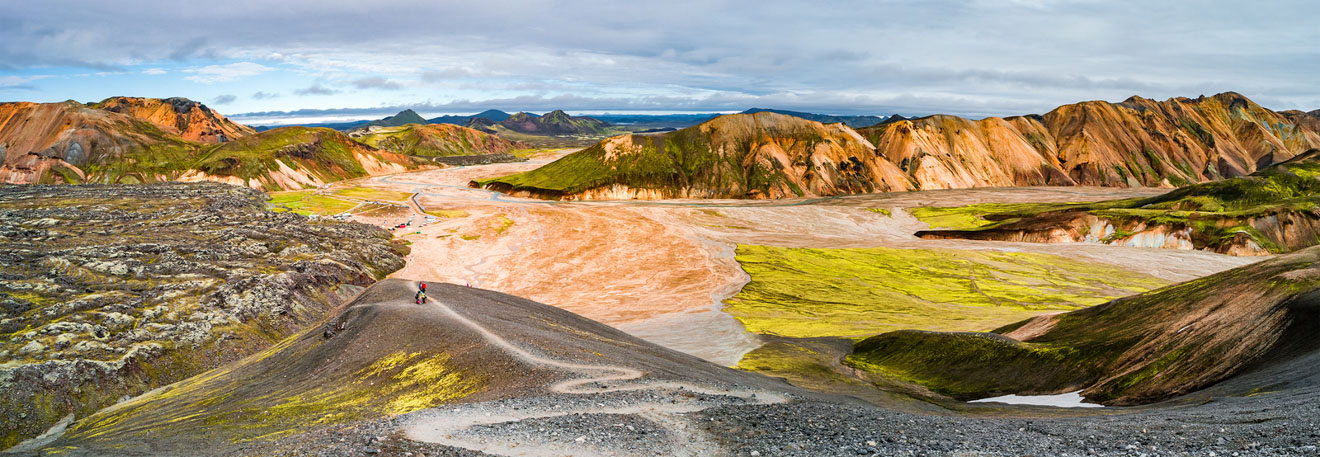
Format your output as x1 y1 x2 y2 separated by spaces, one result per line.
253 108 904 134
428 109 512 125
357 109 427 130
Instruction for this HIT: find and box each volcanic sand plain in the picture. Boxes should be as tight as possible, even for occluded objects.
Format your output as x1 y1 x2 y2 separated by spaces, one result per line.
327 151 1260 366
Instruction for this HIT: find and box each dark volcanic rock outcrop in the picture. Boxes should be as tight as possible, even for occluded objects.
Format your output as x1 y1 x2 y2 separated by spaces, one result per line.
0 182 406 449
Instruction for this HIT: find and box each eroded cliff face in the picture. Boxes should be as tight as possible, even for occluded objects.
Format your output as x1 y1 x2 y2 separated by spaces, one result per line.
913 149 1320 256
96 96 255 143
862 92 1320 189
0 101 197 185
918 212 1276 256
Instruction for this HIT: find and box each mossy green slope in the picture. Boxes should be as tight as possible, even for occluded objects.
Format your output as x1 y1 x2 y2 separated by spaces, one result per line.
58 296 488 449
195 126 423 191
350 123 525 157
848 246 1320 405
477 112 912 199
913 149 1320 254
724 245 1167 339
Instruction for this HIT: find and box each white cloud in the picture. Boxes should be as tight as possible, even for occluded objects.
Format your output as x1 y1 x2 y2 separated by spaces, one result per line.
142 68 167 75
183 62 272 84
3 1 1320 114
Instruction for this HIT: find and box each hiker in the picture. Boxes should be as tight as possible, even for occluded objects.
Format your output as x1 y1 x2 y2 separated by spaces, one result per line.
415 289 427 304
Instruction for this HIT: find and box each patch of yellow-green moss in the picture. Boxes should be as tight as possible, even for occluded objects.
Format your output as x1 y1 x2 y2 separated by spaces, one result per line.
334 186 413 202
725 245 1168 339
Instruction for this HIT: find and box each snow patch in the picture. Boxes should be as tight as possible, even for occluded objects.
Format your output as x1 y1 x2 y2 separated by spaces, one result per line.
969 391 1102 408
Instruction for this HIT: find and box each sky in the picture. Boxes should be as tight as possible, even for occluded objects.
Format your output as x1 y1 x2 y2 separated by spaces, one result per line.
3 0 1319 125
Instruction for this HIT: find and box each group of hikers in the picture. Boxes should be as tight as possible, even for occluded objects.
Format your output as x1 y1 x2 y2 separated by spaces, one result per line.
414 281 473 304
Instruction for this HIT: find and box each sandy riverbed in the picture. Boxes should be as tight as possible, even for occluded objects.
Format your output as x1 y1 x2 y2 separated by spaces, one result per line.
338 153 1259 365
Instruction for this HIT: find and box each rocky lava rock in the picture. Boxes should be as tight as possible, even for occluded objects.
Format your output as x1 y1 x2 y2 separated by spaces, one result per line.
0 182 406 449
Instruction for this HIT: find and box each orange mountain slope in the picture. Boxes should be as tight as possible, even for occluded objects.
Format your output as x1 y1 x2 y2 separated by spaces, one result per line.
0 99 423 190
95 96 255 143
481 92 1320 200
861 92 1320 189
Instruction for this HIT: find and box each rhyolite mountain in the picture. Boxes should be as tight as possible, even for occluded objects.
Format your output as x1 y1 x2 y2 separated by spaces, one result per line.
94 96 255 143
190 126 424 191
349 122 526 157
0 98 425 190
476 111 912 199
478 92 1320 200
860 91 1320 190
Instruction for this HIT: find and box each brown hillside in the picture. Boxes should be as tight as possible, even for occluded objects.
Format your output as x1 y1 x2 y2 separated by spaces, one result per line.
861 92 1320 188
0 100 196 184
96 96 255 143
0 100 422 190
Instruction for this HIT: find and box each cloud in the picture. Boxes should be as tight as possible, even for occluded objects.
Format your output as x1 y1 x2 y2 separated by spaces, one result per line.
420 68 475 82
183 62 272 84
3 1 1320 113
141 68 166 75
251 91 279 100
212 94 237 104
351 77 402 90
169 37 211 60
0 75 49 91
294 84 339 96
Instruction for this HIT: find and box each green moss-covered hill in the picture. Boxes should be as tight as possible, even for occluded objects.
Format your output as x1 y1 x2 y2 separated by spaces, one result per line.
475 112 913 200
349 122 526 157
915 149 1320 255
848 246 1320 405
0 99 425 191
193 126 425 191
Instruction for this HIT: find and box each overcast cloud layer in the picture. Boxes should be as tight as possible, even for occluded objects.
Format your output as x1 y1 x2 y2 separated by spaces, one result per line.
2 0 1318 123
